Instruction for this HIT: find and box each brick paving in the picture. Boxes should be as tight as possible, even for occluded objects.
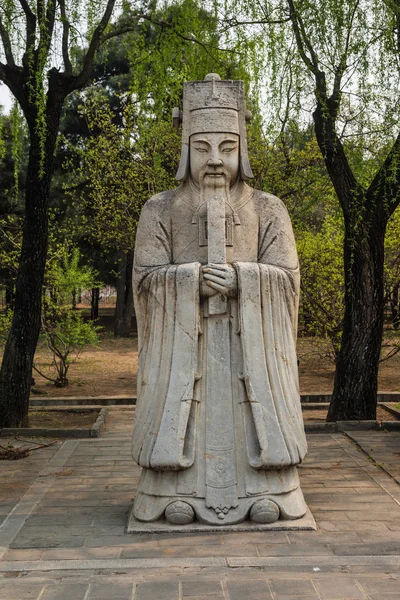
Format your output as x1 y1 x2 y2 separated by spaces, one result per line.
1 410 400 598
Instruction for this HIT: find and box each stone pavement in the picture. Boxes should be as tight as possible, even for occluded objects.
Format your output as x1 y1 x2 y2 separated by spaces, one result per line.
1 410 400 599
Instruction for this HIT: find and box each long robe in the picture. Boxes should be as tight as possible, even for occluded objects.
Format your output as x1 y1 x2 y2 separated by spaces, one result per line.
131 180 308 525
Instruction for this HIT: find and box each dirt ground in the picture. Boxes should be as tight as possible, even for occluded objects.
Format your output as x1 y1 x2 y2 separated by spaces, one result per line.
302 405 399 422
28 331 400 398
26 410 100 428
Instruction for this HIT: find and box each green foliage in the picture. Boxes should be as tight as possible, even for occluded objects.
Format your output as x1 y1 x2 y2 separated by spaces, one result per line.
221 0 400 157
0 0 119 174
249 122 337 228
0 310 12 348
35 307 100 387
297 215 344 361
46 246 100 308
64 91 181 257
126 0 252 118
35 247 101 387
385 209 400 295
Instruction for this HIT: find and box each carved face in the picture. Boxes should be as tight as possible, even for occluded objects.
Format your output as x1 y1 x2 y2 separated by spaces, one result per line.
189 132 240 187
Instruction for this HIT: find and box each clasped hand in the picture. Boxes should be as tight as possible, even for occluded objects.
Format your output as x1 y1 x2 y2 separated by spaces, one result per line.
200 264 237 298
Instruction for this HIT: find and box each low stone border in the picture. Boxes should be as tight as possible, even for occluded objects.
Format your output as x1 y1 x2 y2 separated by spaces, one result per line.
305 420 400 433
301 392 400 403
90 407 107 437
30 392 400 406
29 395 136 407
0 407 107 438
380 402 400 419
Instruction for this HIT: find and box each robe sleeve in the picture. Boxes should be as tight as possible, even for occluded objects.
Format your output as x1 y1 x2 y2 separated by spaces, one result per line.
235 193 307 469
132 193 201 470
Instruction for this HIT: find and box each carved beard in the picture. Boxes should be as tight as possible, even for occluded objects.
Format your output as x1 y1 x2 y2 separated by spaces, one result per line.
198 167 232 219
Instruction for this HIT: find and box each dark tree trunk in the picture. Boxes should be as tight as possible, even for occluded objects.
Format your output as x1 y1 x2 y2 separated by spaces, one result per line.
313 103 387 422
72 288 77 310
114 250 134 337
390 283 400 330
90 287 100 320
0 0 118 429
0 124 59 427
5 279 14 311
327 214 386 421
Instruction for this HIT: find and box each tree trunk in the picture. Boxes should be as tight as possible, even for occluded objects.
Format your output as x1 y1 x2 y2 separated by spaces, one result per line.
5 279 14 311
390 283 400 330
72 288 77 310
327 213 386 421
312 103 387 421
90 288 100 320
0 131 57 427
114 250 134 337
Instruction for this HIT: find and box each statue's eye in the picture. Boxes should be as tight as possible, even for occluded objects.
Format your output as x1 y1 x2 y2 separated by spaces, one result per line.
195 147 208 153
222 147 235 153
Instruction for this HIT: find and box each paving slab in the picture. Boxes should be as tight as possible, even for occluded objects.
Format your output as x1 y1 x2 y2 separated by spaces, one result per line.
1 411 400 598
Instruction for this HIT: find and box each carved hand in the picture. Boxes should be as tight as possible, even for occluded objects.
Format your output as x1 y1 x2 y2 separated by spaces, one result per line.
202 264 238 298
200 268 218 297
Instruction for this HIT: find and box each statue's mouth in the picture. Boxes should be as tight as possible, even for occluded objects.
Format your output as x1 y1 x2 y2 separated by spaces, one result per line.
206 172 225 177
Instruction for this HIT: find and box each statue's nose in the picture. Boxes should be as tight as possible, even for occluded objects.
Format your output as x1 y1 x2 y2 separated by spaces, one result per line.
207 156 223 167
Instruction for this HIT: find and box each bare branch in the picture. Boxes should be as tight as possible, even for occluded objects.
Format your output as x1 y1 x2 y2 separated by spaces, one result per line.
219 17 291 32
379 344 400 362
331 0 360 116
71 0 117 91
32 363 57 384
367 129 400 220
17 0 36 53
100 16 238 59
0 16 15 67
286 0 320 77
58 0 72 74
100 25 137 43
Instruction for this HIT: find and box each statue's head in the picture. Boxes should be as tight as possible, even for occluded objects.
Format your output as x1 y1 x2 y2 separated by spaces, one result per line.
173 74 254 185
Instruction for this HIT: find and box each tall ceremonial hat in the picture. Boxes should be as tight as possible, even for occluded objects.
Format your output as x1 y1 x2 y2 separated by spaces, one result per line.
173 73 254 182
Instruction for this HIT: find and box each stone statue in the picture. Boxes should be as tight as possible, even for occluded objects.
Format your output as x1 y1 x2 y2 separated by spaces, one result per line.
130 74 308 527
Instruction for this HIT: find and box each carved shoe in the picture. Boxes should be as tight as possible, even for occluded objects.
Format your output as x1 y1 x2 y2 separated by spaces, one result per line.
250 499 280 524
165 501 195 525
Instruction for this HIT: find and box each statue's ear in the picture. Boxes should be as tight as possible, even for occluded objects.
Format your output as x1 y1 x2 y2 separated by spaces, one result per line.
239 108 254 180
240 154 254 180
176 143 189 181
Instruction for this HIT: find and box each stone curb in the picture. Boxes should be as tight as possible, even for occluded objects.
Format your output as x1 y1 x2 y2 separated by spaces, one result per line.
0 408 108 438
305 420 400 433
29 395 137 407
1 555 400 572
380 402 400 419
301 392 400 403
90 407 107 438
30 393 400 406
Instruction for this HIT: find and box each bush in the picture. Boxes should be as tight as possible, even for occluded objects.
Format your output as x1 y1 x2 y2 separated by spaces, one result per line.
34 306 100 387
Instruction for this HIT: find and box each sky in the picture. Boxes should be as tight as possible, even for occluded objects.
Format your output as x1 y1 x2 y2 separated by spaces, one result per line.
0 84 13 114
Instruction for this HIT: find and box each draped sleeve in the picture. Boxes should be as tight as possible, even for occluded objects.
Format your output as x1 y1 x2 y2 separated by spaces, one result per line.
132 191 201 470
235 192 307 469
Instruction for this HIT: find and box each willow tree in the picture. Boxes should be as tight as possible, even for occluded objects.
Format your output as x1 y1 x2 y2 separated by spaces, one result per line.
224 0 400 420
0 0 131 427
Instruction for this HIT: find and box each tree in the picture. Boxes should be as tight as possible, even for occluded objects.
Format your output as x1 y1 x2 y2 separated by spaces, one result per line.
0 0 130 427
223 0 400 419
59 0 252 336
0 106 27 311
285 0 400 421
